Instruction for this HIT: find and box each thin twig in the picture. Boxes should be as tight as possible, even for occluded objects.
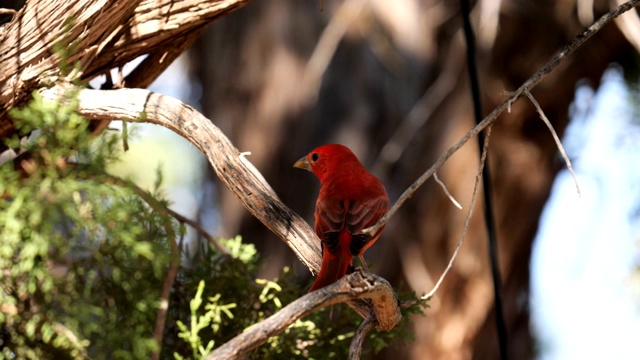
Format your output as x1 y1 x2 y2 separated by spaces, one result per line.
434 172 462 209
153 232 180 360
423 125 493 301
166 208 230 255
70 162 228 254
375 39 462 172
363 0 639 236
103 172 181 360
53 322 89 359
0 9 17 15
524 89 581 198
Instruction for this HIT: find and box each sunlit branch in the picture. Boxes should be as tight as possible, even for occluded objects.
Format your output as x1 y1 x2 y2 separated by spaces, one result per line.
524 89 581 198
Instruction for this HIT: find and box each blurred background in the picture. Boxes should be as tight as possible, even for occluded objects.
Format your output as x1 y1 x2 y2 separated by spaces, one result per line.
116 1 640 359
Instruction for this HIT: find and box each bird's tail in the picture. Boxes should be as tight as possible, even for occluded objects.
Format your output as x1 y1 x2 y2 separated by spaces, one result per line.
309 230 353 292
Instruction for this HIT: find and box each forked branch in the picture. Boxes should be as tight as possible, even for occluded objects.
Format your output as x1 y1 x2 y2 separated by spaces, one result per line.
206 269 400 360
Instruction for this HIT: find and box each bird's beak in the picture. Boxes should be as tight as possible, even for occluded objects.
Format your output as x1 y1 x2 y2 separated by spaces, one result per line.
293 156 311 171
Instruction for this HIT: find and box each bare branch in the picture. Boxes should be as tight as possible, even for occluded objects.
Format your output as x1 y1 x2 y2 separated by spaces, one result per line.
166 208 230 255
0 8 17 15
40 84 323 274
423 125 493 301
206 268 400 360
524 89 581 198
349 316 377 360
363 0 640 237
434 172 462 209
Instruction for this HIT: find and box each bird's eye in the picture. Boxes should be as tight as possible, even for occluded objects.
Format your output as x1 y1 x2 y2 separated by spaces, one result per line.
311 153 319 162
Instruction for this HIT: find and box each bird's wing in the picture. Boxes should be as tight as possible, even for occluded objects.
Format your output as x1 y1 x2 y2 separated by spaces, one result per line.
314 198 346 253
315 194 389 255
346 196 389 256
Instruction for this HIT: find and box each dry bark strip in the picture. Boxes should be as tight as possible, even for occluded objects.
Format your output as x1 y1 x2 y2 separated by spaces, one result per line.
0 0 253 137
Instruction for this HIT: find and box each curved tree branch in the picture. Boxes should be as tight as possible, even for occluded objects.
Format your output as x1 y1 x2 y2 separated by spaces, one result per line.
349 316 377 360
206 268 400 360
40 84 323 274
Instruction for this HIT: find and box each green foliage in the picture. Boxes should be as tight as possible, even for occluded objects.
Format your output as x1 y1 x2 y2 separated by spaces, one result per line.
173 280 236 360
169 236 426 360
1 92 172 359
1 92 425 360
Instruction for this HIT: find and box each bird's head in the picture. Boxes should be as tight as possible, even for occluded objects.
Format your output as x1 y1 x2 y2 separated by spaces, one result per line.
293 144 360 182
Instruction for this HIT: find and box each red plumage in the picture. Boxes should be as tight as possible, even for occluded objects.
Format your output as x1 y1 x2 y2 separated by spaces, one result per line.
294 144 389 292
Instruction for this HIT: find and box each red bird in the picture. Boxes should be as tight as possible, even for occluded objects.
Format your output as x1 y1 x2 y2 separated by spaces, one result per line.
294 144 389 292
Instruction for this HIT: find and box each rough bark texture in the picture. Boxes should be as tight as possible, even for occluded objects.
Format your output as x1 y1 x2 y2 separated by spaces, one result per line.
0 0 252 139
208 268 400 360
193 1 638 359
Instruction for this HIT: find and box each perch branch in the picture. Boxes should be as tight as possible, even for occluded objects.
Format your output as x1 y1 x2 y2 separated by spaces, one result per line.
206 268 400 360
362 0 640 237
